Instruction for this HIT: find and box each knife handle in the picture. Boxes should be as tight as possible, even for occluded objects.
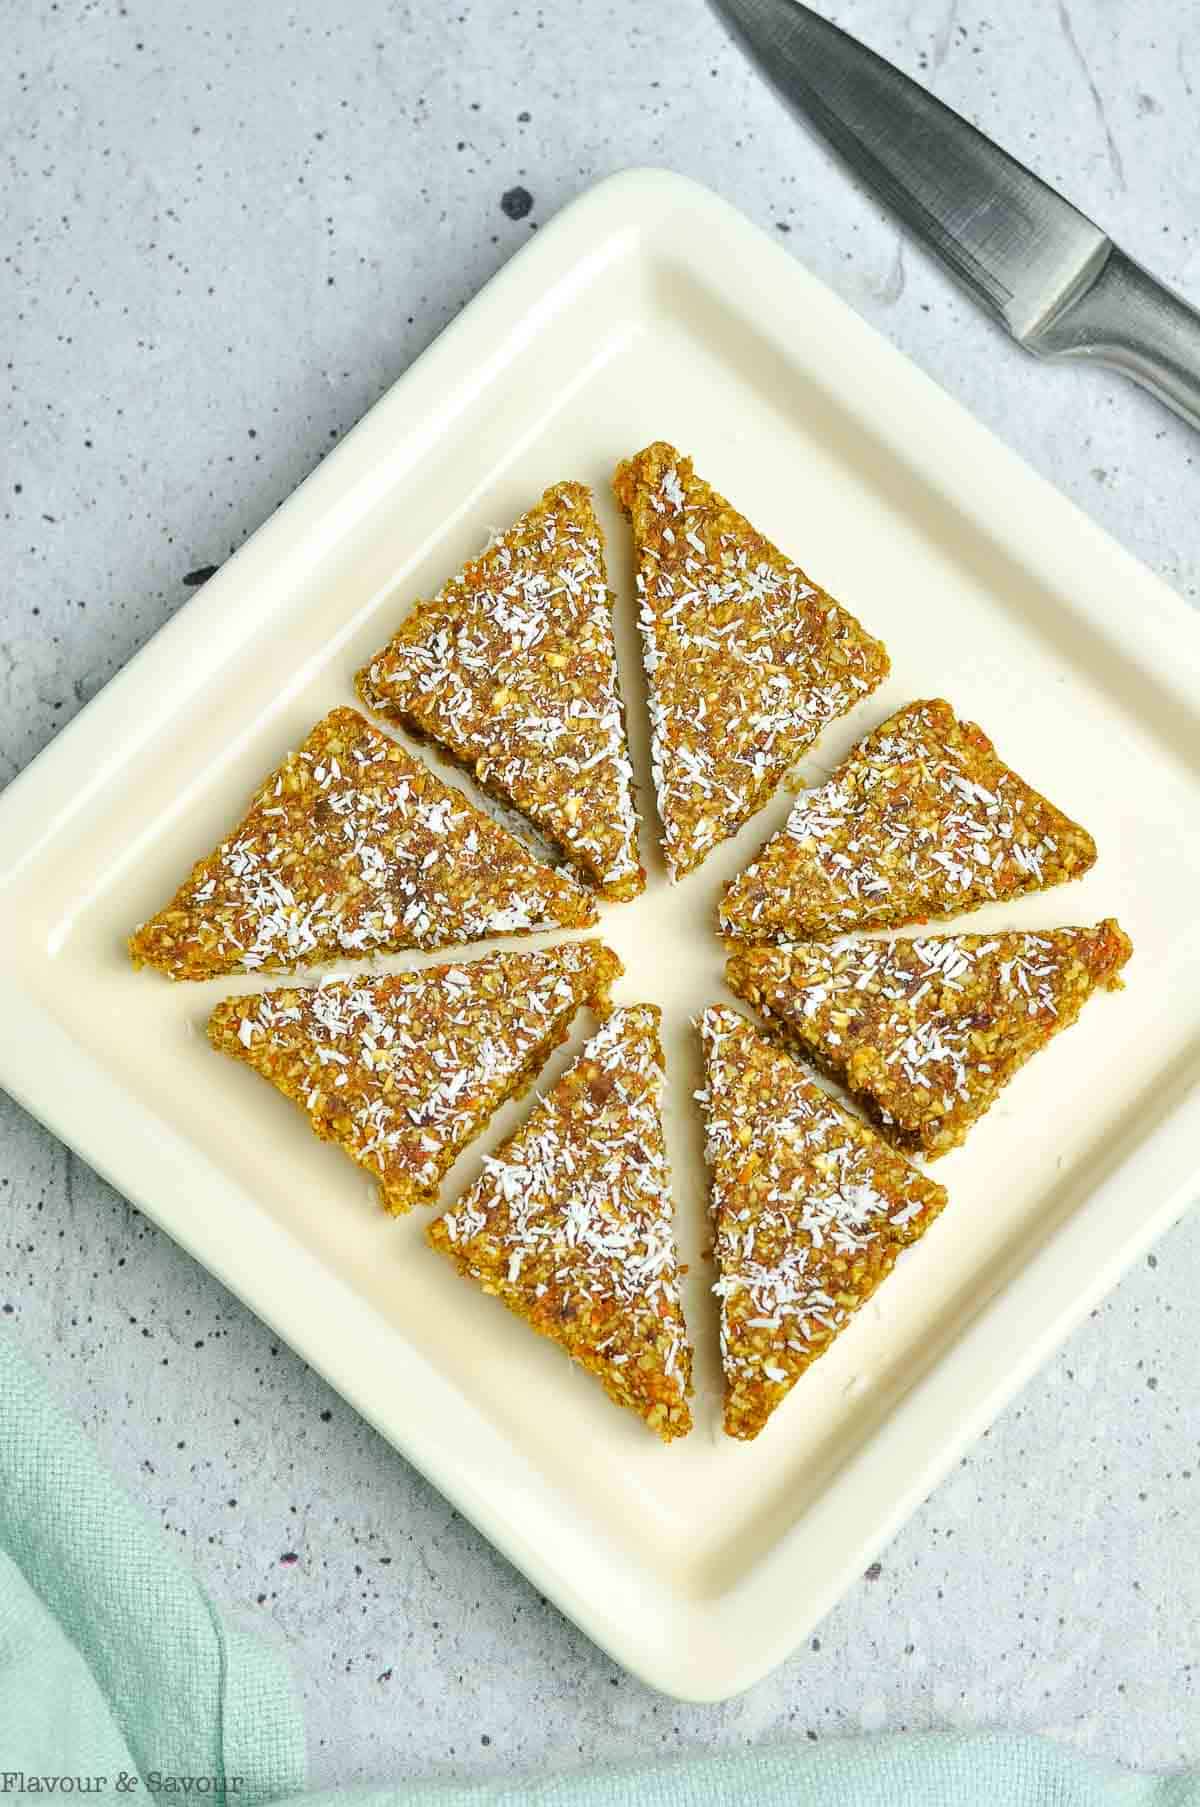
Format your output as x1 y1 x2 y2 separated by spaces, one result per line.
1030 246 1200 433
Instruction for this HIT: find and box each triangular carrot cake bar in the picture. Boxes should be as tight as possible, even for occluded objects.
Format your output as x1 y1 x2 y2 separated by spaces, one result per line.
130 708 596 981
699 1005 947 1440
612 441 889 880
727 921 1132 1159
428 1005 693 1441
208 942 621 1215
356 483 644 900
719 698 1097 942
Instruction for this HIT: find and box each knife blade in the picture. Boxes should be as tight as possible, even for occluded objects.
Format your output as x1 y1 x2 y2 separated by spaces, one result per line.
711 0 1200 433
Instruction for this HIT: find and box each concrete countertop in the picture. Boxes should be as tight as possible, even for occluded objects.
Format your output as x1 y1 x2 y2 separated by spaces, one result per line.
3 0 1197 1789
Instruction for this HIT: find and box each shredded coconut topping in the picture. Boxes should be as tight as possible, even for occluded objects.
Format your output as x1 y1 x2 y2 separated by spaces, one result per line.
699 1005 946 1439
720 698 1097 941
727 922 1130 1158
356 483 643 900
129 709 595 980
429 1005 693 1439
207 942 620 1214
613 442 888 879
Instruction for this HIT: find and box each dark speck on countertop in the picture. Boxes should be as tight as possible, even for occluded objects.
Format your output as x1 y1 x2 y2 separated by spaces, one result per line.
501 185 533 221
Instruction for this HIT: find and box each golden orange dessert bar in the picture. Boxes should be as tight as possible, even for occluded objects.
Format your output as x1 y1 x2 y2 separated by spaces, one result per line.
356 483 644 901
208 942 621 1215
129 708 596 982
428 1004 693 1442
719 698 1097 943
727 921 1132 1160
699 1005 948 1441
612 441 889 880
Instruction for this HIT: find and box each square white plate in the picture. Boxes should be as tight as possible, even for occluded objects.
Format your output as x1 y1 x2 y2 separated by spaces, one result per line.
2 169 1199 1702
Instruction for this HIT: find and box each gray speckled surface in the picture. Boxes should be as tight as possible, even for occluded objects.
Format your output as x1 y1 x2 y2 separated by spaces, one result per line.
3 0 1199 1790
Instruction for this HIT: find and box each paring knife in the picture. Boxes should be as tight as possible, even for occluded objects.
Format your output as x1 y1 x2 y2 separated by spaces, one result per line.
711 0 1200 432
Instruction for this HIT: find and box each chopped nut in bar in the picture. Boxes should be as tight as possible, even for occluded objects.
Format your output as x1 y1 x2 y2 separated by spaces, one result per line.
356 483 644 900
130 708 596 981
207 941 621 1215
699 1005 948 1441
612 441 888 880
727 920 1132 1159
719 698 1098 942
428 1004 693 1442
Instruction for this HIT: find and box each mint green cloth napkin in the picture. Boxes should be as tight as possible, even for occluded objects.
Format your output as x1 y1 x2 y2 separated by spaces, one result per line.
2 1331 1196 1807
0 1333 305 1800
